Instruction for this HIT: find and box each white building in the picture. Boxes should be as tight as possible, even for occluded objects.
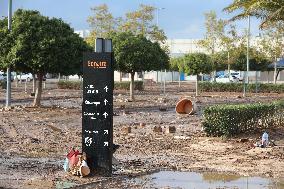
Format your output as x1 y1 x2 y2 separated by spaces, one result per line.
75 30 91 38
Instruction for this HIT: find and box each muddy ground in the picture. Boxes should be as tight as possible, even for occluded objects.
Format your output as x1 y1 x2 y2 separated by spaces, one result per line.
0 81 283 189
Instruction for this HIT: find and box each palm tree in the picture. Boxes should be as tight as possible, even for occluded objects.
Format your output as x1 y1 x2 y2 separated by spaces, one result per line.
224 0 284 28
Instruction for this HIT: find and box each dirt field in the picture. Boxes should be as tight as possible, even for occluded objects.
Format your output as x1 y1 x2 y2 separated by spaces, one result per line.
0 81 283 188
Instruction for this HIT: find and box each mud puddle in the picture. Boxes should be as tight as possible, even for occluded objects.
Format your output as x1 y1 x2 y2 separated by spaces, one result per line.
131 171 284 189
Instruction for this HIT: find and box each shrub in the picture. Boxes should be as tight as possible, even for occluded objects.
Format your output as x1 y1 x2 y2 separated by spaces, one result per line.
199 82 284 93
202 100 284 137
57 80 144 91
58 81 82 90
114 81 144 91
0 80 6 89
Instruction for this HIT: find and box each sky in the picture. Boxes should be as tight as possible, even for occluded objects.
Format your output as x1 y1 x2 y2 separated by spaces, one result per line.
0 0 261 39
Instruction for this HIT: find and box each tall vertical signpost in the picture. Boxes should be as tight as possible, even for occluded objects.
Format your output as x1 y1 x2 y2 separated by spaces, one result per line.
6 0 12 107
82 39 113 176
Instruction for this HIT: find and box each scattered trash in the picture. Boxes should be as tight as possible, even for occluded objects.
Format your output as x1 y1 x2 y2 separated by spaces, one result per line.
174 136 190 140
122 126 131 134
238 138 249 143
67 148 80 170
63 158 69 172
166 126 176 134
254 132 271 148
262 132 269 147
153 126 162 133
64 148 90 177
78 158 90 177
140 122 146 128
159 106 167 111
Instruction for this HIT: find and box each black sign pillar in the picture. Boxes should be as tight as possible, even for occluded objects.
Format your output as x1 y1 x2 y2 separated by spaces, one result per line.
82 49 113 176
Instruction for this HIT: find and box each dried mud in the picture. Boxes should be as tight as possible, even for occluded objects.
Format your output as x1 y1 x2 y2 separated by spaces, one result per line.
0 82 283 188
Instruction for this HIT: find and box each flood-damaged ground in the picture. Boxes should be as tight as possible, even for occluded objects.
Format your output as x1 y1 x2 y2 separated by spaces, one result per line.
0 81 284 188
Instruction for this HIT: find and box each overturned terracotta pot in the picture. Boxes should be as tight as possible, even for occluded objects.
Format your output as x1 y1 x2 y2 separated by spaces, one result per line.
175 98 197 115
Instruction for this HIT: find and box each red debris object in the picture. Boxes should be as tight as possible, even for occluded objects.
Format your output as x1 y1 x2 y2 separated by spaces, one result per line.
67 148 80 169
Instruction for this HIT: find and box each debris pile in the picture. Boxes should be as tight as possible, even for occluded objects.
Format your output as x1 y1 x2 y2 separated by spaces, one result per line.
64 148 90 177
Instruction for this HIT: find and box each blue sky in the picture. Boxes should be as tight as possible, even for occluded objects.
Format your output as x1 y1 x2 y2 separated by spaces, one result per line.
0 0 261 39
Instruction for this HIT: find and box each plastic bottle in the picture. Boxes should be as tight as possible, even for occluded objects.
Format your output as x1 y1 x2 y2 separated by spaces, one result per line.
262 132 269 147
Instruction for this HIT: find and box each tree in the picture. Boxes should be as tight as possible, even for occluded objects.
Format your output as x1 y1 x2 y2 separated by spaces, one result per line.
224 0 284 28
169 56 184 84
220 24 240 72
259 22 284 83
119 4 167 43
211 51 230 71
183 53 213 75
183 53 212 96
86 4 117 46
0 9 90 106
86 4 167 46
169 57 182 72
199 11 225 80
231 47 270 72
0 17 13 71
110 32 169 100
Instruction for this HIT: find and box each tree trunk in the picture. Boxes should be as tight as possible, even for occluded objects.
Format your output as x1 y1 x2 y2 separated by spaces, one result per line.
33 72 43 107
32 74 36 93
228 64 231 76
255 71 258 93
196 75 199 96
130 72 135 101
273 60 277 84
156 71 158 83
276 70 280 82
227 51 231 76
15 73 18 88
163 69 166 95
178 72 181 91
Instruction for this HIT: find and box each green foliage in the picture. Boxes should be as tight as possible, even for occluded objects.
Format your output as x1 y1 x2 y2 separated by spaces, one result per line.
0 9 91 75
211 51 229 71
114 81 144 91
199 11 225 55
86 4 116 46
224 0 284 28
203 100 284 137
230 47 271 71
199 82 284 93
183 53 213 75
87 4 115 37
110 32 169 73
0 81 6 89
169 57 183 72
86 4 167 46
58 81 82 90
0 9 91 106
119 4 167 43
259 22 284 64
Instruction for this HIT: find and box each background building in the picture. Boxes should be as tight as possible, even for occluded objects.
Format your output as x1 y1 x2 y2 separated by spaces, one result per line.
74 30 284 83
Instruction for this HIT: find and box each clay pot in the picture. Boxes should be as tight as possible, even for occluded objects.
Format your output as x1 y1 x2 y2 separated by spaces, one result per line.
175 98 197 115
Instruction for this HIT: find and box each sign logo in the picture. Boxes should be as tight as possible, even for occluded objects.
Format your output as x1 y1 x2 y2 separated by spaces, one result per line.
88 60 107 69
